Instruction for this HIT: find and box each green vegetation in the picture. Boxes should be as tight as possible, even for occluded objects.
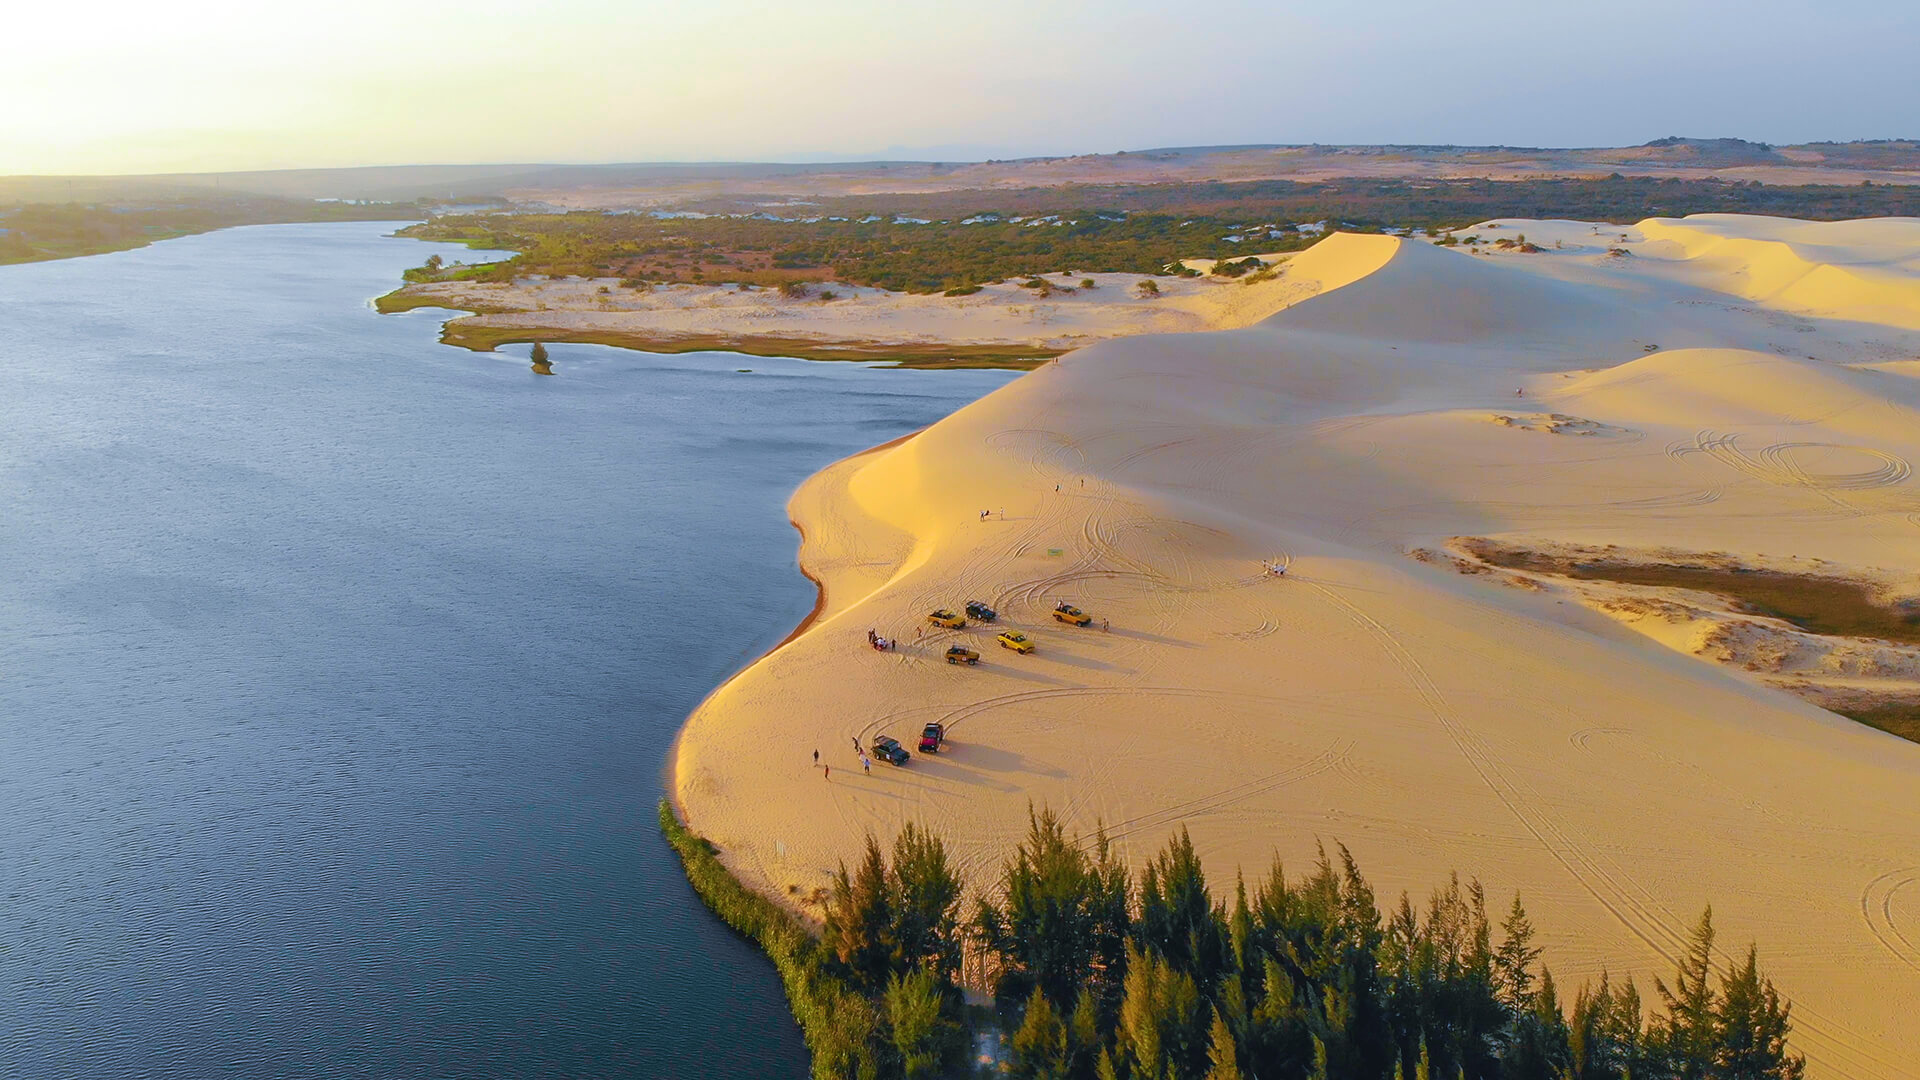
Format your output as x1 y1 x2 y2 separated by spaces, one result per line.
0 196 422 265
395 211 1316 294
666 803 1805 1079
1470 551 1920 646
1210 256 1268 278
1463 544 1920 744
659 801 892 1078
390 174 1919 298
1831 701 1920 743
392 310 1058 369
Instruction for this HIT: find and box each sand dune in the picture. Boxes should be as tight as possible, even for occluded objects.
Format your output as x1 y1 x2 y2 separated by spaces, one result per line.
674 217 1920 1077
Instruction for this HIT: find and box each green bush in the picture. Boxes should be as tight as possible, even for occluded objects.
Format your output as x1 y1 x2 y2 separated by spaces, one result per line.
658 802 882 1079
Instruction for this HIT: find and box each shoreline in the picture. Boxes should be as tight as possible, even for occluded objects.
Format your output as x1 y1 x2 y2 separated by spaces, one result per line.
375 290 1059 369
664 428 924 836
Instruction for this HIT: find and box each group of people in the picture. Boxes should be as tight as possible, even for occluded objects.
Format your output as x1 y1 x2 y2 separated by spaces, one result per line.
867 627 894 651
814 743 872 779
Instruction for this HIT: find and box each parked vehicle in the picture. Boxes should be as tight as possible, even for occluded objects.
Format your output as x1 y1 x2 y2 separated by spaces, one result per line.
927 609 966 629
919 723 946 753
1053 602 1092 626
965 600 998 622
997 630 1035 653
945 645 980 665
871 735 910 765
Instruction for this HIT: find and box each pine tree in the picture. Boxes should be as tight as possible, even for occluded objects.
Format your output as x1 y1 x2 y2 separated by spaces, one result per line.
1013 989 1070 1079
825 836 894 988
980 808 1095 1006
1244 956 1313 1079
1712 944 1804 1080
529 340 548 364
884 966 955 1079
1138 827 1230 995
1068 991 1104 1080
889 822 962 981
1117 943 1206 1080
1493 893 1543 1015
1653 908 1719 1078
1204 1007 1245 1080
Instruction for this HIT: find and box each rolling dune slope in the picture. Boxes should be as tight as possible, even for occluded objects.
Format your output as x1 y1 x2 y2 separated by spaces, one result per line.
675 218 1920 1078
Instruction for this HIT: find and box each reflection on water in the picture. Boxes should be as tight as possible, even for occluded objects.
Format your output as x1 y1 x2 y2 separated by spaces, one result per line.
0 222 1015 1079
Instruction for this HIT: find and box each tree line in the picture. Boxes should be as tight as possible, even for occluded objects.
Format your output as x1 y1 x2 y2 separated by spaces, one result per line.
666 803 1804 1080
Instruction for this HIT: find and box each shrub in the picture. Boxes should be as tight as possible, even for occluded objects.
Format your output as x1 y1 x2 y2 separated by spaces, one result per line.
943 284 982 297
781 281 812 299
1211 256 1267 278
659 802 882 1079
1136 279 1161 298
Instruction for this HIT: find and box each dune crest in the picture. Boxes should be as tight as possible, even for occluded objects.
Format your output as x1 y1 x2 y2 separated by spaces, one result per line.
676 215 1920 1077
1640 215 1920 329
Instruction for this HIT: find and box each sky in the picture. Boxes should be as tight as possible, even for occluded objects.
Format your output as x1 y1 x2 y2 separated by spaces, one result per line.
4 0 1916 176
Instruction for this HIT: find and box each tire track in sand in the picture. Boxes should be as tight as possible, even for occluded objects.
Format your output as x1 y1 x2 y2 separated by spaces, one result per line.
1861 867 1920 975
1307 580 1906 1079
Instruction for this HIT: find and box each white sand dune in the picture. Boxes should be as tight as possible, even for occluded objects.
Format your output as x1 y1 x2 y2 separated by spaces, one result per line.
675 217 1920 1077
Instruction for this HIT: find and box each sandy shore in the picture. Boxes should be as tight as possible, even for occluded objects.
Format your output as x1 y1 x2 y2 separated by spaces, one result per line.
676 216 1920 1077
378 257 1334 366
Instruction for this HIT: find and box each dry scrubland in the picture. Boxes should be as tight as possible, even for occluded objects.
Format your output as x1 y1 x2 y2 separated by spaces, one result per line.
674 214 1920 1077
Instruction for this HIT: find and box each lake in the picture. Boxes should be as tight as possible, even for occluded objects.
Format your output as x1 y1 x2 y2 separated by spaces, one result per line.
0 223 1014 1078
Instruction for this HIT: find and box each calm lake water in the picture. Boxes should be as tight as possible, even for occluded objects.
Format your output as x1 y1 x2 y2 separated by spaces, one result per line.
0 223 1014 1079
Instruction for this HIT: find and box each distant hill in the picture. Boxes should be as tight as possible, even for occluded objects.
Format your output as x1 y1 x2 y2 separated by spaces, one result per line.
4 140 1916 210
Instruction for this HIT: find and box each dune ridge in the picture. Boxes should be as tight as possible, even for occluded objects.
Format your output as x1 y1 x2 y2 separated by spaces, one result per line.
675 216 1920 1077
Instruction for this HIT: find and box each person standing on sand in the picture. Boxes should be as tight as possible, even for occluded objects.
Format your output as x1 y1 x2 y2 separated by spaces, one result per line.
824 765 830 780
851 736 860 753
813 748 819 766
862 757 870 774
1103 618 1110 632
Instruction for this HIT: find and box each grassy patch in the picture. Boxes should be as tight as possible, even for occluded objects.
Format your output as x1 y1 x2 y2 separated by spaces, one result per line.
1472 547 1920 644
432 319 1058 370
658 801 880 1078
1830 702 1920 744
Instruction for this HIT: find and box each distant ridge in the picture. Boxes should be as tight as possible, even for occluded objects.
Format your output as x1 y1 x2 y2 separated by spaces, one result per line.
5 139 1918 206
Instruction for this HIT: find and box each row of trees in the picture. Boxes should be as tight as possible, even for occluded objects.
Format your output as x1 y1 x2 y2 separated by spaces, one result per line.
814 810 1802 1080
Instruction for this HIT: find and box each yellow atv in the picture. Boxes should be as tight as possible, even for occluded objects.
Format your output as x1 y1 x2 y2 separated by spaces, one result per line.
1052 603 1092 627
927 609 966 629
996 631 1035 654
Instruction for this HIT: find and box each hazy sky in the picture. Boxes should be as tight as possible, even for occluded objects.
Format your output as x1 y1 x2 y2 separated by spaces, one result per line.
6 0 1916 175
